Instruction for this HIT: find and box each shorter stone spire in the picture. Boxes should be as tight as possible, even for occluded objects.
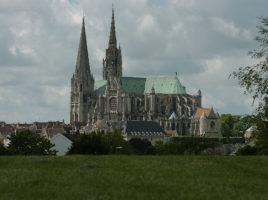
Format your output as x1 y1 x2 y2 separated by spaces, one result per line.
109 7 117 47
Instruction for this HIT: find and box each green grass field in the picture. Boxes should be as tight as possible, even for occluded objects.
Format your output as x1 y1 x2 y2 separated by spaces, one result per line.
0 156 267 200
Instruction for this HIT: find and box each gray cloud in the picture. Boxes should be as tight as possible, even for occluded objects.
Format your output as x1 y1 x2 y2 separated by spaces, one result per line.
0 0 267 123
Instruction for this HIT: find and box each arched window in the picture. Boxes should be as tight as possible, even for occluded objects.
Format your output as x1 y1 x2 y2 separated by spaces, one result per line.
80 84 82 92
172 123 175 130
161 106 165 115
110 98 117 111
210 121 215 130
137 99 140 107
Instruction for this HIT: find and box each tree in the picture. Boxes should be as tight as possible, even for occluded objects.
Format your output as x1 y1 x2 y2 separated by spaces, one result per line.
105 128 129 154
220 114 236 137
231 17 268 154
8 130 56 155
233 115 254 137
221 114 254 137
232 17 268 107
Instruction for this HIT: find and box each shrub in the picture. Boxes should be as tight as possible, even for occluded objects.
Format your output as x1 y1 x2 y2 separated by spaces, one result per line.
8 130 56 155
68 134 109 155
128 138 154 155
236 145 258 155
68 129 129 155
0 143 10 155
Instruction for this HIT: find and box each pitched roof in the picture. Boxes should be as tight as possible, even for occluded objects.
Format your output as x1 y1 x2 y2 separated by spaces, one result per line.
145 76 185 94
95 120 103 126
94 76 186 96
169 112 178 120
194 108 215 119
125 120 167 137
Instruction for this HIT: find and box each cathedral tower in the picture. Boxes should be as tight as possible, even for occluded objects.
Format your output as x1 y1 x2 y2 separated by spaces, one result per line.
103 8 122 81
70 17 94 124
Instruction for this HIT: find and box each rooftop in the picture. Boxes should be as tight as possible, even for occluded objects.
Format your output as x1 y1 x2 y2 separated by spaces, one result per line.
94 76 186 96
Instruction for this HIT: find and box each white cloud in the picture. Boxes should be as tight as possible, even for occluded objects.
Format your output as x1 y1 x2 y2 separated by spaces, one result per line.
211 17 253 40
212 17 240 37
137 14 157 35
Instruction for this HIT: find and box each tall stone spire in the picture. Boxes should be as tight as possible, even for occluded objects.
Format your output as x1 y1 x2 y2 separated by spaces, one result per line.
70 17 94 124
109 7 117 47
75 17 91 77
103 7 122 80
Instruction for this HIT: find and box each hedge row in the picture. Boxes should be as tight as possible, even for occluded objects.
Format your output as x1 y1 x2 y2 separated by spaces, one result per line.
171 136 245 144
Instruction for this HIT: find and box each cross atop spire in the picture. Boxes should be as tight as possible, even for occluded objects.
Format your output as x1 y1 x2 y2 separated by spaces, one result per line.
109 6 117 47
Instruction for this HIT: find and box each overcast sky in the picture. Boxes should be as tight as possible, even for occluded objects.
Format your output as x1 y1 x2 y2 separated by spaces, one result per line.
0 0 267 123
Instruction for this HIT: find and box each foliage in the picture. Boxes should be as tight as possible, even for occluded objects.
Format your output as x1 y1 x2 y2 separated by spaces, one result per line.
169 137 218 155
68 133 109 155
220 114 254 137
154 137 222 155
128 138 154 154
0 143 10 155
153 136 245 155
231 17 268 106
253 98 268 154
154 141 168 155
231 17 268 153
171 136 244 144
105 128 129 154
236 145 258 155
68 129 129 155
7 130 56 155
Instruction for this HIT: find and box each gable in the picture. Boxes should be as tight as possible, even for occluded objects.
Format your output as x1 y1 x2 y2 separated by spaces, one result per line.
194 108 212 119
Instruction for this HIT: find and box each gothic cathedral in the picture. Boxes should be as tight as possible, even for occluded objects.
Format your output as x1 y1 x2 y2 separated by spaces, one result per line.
70 9 221 137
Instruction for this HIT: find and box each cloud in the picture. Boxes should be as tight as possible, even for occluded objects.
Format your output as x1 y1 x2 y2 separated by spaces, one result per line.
212 17 253 40
137 14 157 35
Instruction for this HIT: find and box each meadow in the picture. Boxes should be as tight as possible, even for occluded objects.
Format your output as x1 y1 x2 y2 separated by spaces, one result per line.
0 155 267 200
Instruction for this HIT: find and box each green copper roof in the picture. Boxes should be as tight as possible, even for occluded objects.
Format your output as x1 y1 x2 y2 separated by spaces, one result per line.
145 77 186 94
94 76 186 96
121 77 146 94
94 80 106 96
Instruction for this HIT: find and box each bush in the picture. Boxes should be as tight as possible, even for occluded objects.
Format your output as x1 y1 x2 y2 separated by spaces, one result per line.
68 134 109 155
68 129 129 155
105 129 129 154
155 137 222 155
0 143 10 155
128 138 154 155
171 136 244 144
8 130 56 155
236 145 258 155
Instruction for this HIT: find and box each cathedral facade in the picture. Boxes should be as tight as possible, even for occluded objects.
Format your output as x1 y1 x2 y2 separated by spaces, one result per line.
70 10 221 137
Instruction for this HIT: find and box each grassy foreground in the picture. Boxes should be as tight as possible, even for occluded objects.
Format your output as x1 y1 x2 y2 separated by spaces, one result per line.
0 156 268 200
